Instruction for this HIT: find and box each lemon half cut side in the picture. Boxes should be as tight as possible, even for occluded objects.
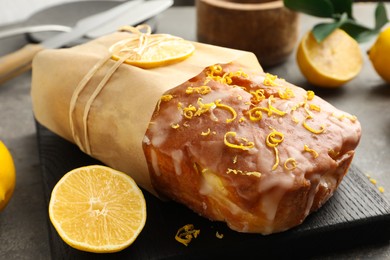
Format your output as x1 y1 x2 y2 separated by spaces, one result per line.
297 29 363 88
48 165 147 253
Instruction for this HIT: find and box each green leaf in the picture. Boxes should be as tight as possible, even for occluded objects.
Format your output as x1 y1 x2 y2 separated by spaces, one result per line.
312 13 348 42
340 20 375 43
312 23 340 42
283 0 334 18
329 0 353 19
374 2 389 31
339 2 389 43
284 0 389 44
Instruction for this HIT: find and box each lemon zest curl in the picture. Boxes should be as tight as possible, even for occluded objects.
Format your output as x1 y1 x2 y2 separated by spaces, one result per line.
265 128 284 170
303 116 326 134
186 86 211 95
175 224 200 246
303 144 319 158
224 132 255 151
226 168 261 177
284 158 297 171
215 99 237 123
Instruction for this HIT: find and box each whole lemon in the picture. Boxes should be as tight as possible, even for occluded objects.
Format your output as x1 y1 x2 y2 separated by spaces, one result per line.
368 26 390 83
0 140 16 211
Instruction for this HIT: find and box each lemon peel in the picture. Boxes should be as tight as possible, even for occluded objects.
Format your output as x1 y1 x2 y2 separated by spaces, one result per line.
303 116 326 134
224 132 255 151
303 144 319 158
175 224 200 246
284 158 297 171
226 168 261 178
0 141 15 212
265 129 284 170
215 99 237 123
368 26 390 83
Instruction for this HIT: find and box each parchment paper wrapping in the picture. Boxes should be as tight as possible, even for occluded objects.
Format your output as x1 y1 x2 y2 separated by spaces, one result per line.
31 32 262 195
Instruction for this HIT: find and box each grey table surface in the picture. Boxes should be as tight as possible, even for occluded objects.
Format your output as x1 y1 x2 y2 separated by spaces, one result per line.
0 1 389 259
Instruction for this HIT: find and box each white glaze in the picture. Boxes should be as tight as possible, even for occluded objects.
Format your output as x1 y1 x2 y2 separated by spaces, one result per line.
171 149 184 175
150 149 161 176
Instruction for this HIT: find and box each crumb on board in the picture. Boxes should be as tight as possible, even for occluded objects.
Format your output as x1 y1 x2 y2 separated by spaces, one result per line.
365 172 385 193
216 231 224 239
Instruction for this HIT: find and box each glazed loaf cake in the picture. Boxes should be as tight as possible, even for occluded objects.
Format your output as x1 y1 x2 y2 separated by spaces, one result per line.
31 30 361 235
143 63 361 234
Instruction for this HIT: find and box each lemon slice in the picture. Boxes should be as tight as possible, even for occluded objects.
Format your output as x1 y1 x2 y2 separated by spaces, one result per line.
110 35 195 69
49 165 147 253
0 140 16 211
297 29 363 87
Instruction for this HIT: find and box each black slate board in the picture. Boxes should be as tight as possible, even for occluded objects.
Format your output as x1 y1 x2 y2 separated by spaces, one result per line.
35 121 390 259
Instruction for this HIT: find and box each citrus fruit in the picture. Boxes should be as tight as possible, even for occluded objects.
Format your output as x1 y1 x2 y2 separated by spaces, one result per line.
110 35 195 69
296 28 363 87
368 26 390 83
49 165 147 253
0 140 16 212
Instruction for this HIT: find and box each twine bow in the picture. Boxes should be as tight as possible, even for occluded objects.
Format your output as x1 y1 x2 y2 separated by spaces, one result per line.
68 24 180 154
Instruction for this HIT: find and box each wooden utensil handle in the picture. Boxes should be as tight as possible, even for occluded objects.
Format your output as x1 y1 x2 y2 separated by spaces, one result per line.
0 44 44 85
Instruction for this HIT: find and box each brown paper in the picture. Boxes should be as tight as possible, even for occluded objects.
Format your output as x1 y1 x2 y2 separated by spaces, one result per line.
31 31 262 195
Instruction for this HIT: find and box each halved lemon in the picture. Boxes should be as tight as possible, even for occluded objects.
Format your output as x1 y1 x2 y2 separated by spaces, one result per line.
110 35 195 69
49 165 146 253
297 29 363 87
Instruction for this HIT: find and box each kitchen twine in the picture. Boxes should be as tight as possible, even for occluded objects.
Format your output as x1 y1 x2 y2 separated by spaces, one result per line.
68 24 184 155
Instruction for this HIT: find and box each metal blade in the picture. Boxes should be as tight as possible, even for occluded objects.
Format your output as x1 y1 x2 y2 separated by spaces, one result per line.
42 0 144 49
0 25 71 40
86 0 173 39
